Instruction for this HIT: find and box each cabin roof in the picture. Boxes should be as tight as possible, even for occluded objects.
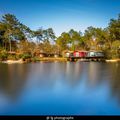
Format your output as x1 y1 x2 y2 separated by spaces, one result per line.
64 51 73 53
89 50 103 53
74 50 87 52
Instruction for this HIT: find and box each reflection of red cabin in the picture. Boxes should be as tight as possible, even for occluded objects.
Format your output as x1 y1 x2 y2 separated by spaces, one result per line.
73 51 87 58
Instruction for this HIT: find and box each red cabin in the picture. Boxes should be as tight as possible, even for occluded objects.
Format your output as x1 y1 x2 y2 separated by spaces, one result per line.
73 51 87 58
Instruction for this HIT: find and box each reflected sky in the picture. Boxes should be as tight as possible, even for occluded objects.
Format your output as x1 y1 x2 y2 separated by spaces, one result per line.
0 62 120 115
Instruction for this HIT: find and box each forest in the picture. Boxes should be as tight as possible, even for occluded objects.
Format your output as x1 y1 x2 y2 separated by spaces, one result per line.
0 13 120 61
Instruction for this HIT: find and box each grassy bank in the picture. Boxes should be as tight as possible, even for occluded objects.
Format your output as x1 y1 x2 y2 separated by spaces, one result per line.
1 57 67 64
39 57 67 62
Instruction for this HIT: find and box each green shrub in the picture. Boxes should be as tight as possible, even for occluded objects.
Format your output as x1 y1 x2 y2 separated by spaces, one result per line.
111 50 120 59
0 50 8 60
7 54 17 60
31 57 40 62
19 53 32 60
104 49 120 59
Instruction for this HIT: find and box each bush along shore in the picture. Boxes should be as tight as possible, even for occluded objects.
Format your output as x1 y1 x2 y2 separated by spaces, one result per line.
0 52 68 64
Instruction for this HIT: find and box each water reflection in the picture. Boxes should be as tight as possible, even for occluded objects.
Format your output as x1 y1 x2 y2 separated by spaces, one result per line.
108 63 120 103
65 62 84 87
0 64 30 100
87 62 107 87
0 62 120 115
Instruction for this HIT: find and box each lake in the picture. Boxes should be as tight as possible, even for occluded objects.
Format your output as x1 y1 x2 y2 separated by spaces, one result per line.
0 62 120 115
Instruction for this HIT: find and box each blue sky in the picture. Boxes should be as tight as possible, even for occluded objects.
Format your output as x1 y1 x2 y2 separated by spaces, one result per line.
0 0 120 36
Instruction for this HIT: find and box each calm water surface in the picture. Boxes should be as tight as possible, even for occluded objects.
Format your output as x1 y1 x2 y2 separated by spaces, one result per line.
0 62 120 115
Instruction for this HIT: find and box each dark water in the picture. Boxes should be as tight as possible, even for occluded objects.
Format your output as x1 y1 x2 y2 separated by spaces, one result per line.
0 62 120 115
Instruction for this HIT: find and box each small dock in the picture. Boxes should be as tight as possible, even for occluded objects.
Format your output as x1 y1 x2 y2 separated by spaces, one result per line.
67 57 105 62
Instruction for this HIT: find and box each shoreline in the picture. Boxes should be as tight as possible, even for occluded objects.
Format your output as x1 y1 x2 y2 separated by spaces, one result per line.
1 57 67 64
105 59 120 62
2 59 24 64
1 58 120 64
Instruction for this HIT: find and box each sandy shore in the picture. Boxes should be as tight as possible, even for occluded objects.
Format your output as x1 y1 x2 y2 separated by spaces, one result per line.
106 59 120 62
2 59 24 64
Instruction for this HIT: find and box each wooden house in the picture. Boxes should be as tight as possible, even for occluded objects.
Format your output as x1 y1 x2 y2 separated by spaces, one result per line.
86 51 104 58
63 50 73 58
73 51 87 58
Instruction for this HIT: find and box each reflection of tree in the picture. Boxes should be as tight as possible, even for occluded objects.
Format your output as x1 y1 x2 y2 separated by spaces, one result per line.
31 62 56 88
87 62 105 87
64 62 105 88
0 64 29 100
109 63 120 104
37 62 84 88
65 62 84 87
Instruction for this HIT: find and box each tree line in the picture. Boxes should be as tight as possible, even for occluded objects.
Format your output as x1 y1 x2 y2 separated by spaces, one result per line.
0 13 120 60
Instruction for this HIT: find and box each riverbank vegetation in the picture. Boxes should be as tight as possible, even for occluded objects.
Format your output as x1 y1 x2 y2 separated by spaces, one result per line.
0 13 120 62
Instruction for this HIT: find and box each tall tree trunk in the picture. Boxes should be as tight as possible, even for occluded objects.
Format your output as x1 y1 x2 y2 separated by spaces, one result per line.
5 42 6 50
9 39 12 52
